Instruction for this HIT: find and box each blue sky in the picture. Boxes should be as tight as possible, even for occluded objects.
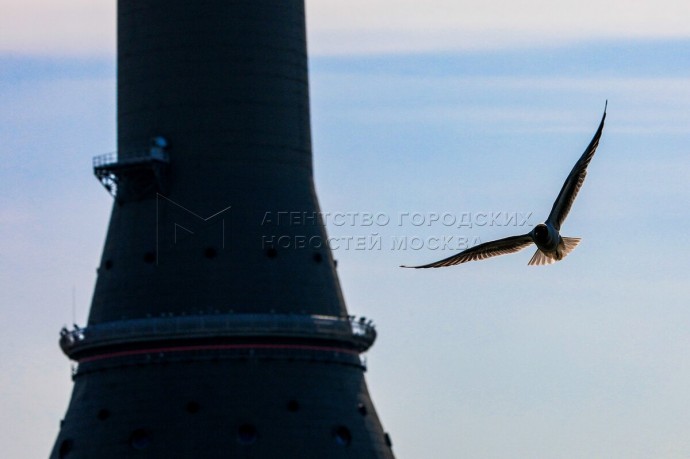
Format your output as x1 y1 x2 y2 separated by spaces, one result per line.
2 2 690 457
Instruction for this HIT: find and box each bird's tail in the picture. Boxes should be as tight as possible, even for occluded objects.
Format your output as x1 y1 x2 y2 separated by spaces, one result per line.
527 237 581 266
559 237 581 259
528 249 556 266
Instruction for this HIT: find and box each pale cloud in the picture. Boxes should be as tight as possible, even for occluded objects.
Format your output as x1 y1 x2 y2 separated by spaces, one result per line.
0 0 115 56
316 72 690 133
307 0 690 54
1 0 688 56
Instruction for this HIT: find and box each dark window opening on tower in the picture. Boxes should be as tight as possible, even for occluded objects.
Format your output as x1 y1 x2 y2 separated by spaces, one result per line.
58 439 73 458
266 248 278 259
204 247 217 259
143 252 156 264
103 259 113 270
97 408 110 420
313 252 323 263
332 426 352 447
237 424 257 445
129 429 152 450
186 401 200 414
385 432 393 448
357 402 368 416
286 399 300 412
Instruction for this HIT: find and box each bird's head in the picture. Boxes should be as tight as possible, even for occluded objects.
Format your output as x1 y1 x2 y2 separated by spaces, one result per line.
533 223 549 244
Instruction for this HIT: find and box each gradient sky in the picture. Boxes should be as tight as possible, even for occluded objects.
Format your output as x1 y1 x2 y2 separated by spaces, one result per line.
2 1 690 457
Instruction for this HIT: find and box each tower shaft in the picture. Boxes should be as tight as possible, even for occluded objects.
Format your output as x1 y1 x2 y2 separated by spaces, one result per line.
51 1 394 457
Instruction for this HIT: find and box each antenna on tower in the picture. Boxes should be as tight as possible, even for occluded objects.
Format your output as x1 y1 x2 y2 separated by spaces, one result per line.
71 285 76 326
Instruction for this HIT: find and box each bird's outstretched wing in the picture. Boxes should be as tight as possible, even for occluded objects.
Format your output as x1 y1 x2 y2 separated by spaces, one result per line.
547 102 607 230
401 234 533 268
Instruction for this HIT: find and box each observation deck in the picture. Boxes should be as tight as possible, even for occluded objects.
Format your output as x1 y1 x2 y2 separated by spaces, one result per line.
60 314 377 371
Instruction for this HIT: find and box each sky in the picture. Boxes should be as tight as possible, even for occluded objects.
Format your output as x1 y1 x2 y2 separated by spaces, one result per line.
1 1 690 457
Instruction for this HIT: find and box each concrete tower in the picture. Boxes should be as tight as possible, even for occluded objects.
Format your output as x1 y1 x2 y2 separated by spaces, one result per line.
51 1 394 457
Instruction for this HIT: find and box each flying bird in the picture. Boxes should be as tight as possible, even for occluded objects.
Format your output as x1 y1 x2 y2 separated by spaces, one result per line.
402 103 607 268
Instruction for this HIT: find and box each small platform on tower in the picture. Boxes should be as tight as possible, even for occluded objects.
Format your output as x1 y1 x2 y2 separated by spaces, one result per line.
93 137 170 202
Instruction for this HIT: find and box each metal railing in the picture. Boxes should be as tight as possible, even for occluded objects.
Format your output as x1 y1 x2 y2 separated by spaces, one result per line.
93 149 170 169
92 152 118 168
60 313 377 359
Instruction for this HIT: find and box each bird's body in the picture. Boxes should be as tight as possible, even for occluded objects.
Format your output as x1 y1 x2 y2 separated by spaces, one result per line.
528 223 581 266
402 103 607 269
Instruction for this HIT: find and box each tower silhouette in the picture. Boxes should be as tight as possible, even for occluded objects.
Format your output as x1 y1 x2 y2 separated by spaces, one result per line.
51 1 394 457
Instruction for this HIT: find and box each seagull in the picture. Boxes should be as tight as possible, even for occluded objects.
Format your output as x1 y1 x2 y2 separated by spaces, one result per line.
402 103 607 268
